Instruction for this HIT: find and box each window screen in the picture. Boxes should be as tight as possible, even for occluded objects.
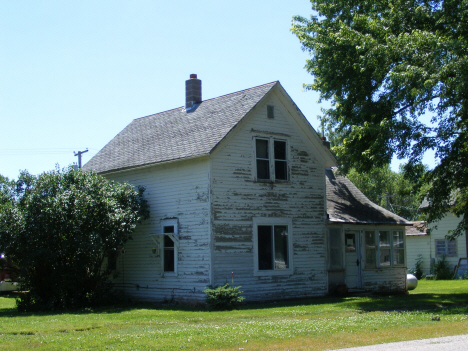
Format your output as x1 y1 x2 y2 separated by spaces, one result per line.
328 228 343 270
256 139 270 180
379 231 391 266
258 225 289 270
365 231 376 268
274 141 287 180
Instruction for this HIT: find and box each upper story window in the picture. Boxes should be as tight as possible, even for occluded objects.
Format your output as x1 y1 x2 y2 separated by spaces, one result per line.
255 138 288 181
267 105 274 119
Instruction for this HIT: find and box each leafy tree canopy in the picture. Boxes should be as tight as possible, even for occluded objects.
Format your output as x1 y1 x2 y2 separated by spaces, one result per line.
292 0 468 237
0 167 149 310
346 164 428 221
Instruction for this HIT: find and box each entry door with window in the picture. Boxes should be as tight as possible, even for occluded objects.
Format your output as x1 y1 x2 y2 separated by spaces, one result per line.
345 231 362 289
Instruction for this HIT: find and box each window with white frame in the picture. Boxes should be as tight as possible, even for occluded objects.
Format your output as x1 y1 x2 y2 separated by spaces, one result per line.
253 218 293 275
255 138 288 181
161 219 178 274
365 229 405 268
435 239 457 257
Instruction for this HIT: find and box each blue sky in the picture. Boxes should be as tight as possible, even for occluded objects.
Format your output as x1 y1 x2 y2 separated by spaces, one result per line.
1 1 434 180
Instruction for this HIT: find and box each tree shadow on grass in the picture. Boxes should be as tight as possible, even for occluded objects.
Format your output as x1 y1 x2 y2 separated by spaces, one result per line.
1 291 468 317
348 292 468 313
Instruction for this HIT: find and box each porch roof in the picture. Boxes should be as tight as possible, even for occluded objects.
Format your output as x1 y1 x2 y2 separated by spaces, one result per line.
326 168 411 226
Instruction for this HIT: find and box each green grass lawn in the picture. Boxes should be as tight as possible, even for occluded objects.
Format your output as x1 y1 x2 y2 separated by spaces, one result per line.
1 280 467 350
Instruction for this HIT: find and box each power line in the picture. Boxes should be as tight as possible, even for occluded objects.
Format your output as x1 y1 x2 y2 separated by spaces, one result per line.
0 148 96 156
74 149 89 169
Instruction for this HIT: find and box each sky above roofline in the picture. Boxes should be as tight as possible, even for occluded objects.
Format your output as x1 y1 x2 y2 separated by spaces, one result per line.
0 1 436 180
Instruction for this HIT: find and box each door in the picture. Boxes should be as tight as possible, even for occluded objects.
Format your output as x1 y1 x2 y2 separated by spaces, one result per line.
345 231 362 289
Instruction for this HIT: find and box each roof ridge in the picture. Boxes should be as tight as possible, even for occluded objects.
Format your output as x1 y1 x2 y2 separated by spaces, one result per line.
134 81 278 121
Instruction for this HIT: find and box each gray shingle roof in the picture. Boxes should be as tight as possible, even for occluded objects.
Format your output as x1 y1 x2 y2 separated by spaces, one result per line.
83 82 277 174
326 168 411 225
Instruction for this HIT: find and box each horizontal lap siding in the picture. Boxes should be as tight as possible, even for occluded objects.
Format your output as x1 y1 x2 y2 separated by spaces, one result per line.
105 158 211 302
210 93 328 301
406 235 431 274
428 213 467 270
362 268 406 292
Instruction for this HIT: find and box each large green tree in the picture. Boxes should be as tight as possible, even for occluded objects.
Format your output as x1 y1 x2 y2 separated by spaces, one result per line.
346 164 428 220
292 0 468 237
0 167 149 310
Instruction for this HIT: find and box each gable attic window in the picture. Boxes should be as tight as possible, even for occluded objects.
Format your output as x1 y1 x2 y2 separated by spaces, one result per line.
255 138 288 181
267 105 274 119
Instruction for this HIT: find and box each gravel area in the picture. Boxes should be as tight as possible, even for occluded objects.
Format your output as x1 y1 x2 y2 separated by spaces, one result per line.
328 334 468 351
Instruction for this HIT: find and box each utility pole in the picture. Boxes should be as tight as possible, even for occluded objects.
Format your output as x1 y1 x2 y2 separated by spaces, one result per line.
74 149 88 169
378 192 395 212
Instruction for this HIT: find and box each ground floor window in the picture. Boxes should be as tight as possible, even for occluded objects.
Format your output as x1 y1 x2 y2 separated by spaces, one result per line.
163 234 175 272
254 218 293 275
161 219 178 275
365 229 405 268
258 225 289 270
365 231 377 268
328 228 344 270
435 239 457 257
107 249 118 271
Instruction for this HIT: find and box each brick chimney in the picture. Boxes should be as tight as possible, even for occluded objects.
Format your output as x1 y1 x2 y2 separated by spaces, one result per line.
321 136 331 149
185 74 202 109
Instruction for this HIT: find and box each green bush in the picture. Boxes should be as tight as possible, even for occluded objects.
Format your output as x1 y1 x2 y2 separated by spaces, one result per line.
434 255 453 280
410 254 424 280
0 167 149 311
203 283 244 310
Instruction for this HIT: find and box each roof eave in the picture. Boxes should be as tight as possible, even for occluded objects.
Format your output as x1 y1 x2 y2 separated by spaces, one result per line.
86 153 210 176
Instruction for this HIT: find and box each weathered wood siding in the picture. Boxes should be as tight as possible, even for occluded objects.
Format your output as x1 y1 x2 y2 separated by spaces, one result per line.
361 268 407 292
361 226 407 292
210 91 329 301
105 157 211 302
332 225 408 293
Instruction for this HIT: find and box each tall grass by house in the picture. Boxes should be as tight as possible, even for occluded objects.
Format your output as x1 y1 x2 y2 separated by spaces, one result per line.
0 280 467 351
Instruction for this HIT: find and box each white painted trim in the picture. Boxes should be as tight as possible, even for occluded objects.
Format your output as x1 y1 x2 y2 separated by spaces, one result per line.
252 217 294 276
160 218 179 276
252 135 290 182
208 157 214 286
274 84 337 168
96 155 210 176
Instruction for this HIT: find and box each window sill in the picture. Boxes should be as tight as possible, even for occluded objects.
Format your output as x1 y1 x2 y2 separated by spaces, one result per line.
254 179 290 184
162 272 177 277
254 269 293 277
363 266 406 270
